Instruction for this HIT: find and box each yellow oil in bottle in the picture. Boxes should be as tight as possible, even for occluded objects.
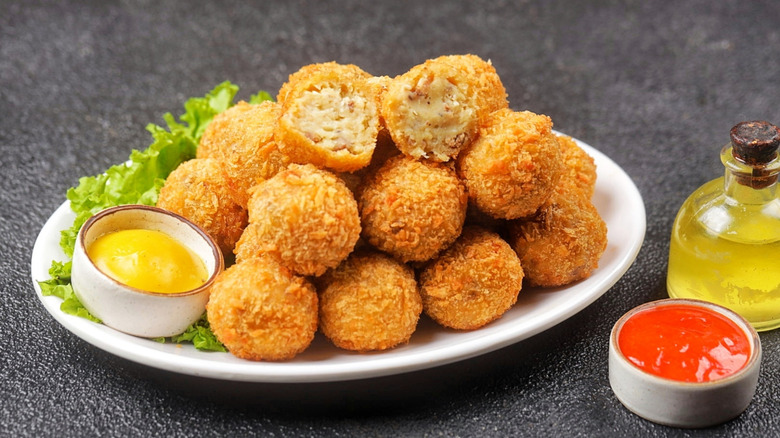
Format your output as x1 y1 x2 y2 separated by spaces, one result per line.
667 121 780 331
668 179 780 330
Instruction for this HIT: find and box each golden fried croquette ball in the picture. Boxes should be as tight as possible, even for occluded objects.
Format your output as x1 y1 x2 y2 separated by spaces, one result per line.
239 163 361 276
156 158 247 256
435 54 509 125
556 134 597 199
206 256 318 361
364 74 392 111
277 62 371 105
419 226 524 330
359 155 468 263
507 186 607 287
382 57 479 162
457 108 563 219
196 101 290 206
318 250 422 352
232 222 262 265
276 62 381 172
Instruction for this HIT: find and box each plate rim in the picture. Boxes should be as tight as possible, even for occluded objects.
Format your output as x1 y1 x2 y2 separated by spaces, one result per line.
30 136 646 383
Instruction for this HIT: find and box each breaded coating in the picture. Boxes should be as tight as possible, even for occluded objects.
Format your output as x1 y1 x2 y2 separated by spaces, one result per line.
419 226 524 330
232 222 262 264
364 74 392 116
238 163 360 276
197 101 290 206
457 108 563 219
556 134 597 199
435 54 509 125
507 186 607 287
363 75 396 163
318 250 422 352
276 62 381 172
359 155 468 263
156 158 247 256
382 57 479 162
206 256 318 361
146 57 614 363
277 62 371 105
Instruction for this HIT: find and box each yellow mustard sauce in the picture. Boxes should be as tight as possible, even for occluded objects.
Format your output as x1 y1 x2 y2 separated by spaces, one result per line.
87 229 208 293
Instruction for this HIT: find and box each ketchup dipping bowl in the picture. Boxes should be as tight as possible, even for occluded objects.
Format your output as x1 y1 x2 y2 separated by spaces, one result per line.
609 298 761 428
71 205 223 338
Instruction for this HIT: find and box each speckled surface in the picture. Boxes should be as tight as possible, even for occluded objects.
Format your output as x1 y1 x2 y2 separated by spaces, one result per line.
2 0 780 436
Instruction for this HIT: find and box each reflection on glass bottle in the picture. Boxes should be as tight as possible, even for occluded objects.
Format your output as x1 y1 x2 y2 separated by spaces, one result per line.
668 121 780 331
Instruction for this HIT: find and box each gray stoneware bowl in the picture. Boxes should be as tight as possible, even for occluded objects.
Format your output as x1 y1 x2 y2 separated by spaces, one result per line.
609 298 761 428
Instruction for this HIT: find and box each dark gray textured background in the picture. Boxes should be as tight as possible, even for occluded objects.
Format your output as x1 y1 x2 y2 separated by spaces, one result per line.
3 1 780 436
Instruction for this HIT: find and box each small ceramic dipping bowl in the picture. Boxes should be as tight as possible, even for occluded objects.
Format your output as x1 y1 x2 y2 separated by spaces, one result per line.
609 298 761 428
71 204 223 338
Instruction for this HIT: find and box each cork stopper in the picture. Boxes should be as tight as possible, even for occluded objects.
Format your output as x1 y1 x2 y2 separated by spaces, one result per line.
727 121 780 189
730 121 780 166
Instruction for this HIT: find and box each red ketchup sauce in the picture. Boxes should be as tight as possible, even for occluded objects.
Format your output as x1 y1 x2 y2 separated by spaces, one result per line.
617 304 751 383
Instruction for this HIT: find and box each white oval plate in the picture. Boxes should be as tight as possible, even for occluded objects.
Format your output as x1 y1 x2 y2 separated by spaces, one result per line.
31 137 645 383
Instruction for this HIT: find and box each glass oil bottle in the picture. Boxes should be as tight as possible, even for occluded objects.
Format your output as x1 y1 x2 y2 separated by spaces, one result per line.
667 121 780 331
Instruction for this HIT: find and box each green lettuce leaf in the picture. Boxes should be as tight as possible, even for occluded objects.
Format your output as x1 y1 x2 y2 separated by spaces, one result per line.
41 81 270 352
249 90 274 104
38 260 102 323
61 81 240 258
163 80 238 141
154 314 227 352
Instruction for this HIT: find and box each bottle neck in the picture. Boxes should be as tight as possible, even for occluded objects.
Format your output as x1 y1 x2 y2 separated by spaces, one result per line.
721 146 779 205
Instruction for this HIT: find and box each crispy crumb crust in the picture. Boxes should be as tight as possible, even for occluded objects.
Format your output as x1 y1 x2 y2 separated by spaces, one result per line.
457 108 562 219
156 158 247 256
556 133 597 199
196 101 290 206
276 62 381 172
359 155 467 263
318 250 422 352
419 226 524 330
236 163 360 276
434 54 509 126
507 186 607 287
206 256 318 361
277 62 371 105
382 57 479 162
158 56 610 361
